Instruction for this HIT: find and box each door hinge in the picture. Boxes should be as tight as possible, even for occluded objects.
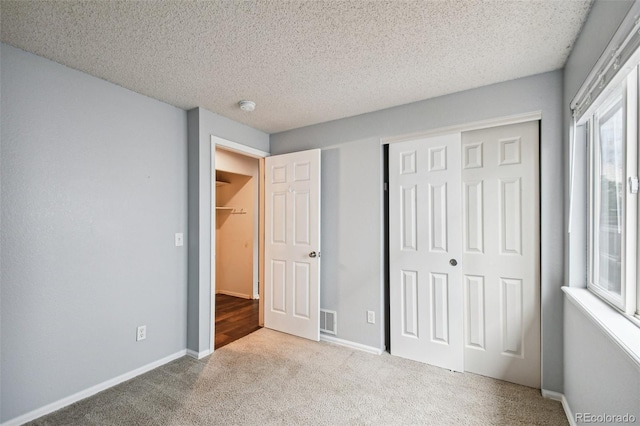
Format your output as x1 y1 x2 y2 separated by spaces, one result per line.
630 176 639 194
384 182 388 191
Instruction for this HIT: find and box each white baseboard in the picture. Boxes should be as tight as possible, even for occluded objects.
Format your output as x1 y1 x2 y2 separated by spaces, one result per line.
216 290 252 299
186 348 211 360
320 334 384 355
1 349 187 426
253 293 260 300
542 389 575 426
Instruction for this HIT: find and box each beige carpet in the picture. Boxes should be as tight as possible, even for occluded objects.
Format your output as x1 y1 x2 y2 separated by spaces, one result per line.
29 328 568 425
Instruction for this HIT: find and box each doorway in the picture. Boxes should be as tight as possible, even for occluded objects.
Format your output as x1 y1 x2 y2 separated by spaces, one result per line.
209 137 322 353
387 120 541 388
214 147 261 348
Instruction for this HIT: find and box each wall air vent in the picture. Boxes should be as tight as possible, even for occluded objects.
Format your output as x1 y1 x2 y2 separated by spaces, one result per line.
320 309 337 335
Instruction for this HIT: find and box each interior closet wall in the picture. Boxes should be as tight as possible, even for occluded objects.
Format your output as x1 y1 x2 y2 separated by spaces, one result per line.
215 148 259 299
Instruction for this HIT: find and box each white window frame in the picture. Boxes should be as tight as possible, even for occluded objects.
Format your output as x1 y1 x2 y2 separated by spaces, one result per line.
584 67 639 319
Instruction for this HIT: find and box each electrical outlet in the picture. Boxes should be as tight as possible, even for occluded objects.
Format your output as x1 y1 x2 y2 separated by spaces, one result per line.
367 311 375 324
175 233 184 247
136 325 147 341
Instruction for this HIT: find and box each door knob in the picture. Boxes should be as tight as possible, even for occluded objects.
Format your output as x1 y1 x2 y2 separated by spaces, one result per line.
309 251 318 258
449 259 458 266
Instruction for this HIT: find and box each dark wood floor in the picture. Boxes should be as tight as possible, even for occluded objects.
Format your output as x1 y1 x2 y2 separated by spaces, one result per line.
215 294 261 349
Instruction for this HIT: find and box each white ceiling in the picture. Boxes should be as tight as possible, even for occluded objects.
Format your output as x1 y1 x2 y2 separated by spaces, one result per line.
1 1 592 134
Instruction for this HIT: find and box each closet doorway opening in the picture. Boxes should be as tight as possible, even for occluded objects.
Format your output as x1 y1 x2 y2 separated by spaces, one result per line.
214 146 262 349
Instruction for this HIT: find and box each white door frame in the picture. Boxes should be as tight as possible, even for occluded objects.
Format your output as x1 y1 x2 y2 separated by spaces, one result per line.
209 135 269 354
381 110 543 383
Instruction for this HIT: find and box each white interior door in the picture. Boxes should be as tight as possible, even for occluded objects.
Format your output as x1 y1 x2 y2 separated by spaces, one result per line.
264 149 321 341
462 121 540 388
389 133 464 371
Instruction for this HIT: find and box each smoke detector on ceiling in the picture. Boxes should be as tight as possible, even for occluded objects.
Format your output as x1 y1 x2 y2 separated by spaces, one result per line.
239 100 256 112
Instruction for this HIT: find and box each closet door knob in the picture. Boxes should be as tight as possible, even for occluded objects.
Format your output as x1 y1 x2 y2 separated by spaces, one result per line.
449 259 458 266
309 251 317 258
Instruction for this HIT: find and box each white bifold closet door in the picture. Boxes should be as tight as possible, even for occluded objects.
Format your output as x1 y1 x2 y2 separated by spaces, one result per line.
389 133 464 372
461 121 540 388
390 121 540 388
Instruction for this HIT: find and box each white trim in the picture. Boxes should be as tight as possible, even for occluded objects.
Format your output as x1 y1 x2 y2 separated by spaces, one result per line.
541 390 576 426
211 135 270 158
1 350 187 426
209 135 269 355
568 112 577 234
320 334 384 355
562 287 640 368
216 289 253 299
186 348 211 360
210 138 216 355
381 111 542 145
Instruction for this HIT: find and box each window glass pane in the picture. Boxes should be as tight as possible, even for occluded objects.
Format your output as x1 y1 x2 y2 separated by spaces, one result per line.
596 98 624 296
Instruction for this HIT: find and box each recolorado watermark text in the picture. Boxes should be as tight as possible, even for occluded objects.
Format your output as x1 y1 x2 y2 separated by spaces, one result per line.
576 413 637 423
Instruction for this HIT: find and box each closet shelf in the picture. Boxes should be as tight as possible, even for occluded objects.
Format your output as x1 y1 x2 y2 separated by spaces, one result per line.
215 207 247 214
216 180 230 187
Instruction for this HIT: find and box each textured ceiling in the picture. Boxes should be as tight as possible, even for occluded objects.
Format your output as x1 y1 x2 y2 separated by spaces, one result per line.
1 1 592 134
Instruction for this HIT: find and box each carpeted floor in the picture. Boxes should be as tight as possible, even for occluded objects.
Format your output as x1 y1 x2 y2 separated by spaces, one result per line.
28 328 568 425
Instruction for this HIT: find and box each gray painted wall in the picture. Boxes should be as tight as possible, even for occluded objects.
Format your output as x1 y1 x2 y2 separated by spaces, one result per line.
319 136 384 348
562 0 640 419
0 44 188 422
564 299 640 419
1 39 4 420
186 107 268 353
270 70 565 392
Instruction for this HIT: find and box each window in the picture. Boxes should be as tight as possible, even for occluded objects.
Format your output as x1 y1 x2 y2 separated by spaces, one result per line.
570 3 640 327
584 68 639 318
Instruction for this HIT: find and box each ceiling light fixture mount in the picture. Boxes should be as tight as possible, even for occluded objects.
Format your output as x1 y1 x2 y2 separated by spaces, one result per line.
239 100 256 112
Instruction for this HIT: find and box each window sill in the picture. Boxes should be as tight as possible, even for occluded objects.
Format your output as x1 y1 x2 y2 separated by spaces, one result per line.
562 286 640 368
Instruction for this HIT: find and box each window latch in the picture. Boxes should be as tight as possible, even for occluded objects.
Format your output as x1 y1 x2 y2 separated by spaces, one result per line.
629 176 639 194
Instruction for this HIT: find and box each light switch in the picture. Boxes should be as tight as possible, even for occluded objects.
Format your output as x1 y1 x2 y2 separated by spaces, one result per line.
175 233 184 247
